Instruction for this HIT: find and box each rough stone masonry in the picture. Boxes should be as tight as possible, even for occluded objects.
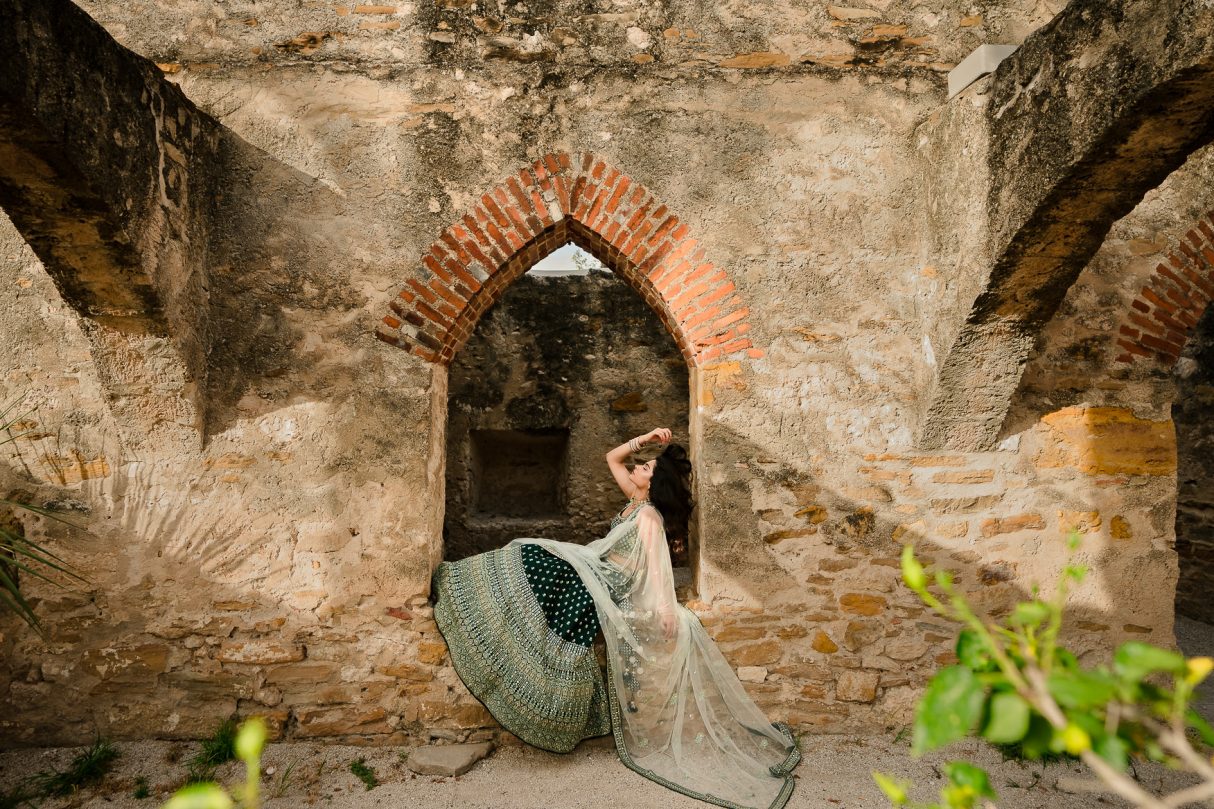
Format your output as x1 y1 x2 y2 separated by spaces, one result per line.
1 0 1213 745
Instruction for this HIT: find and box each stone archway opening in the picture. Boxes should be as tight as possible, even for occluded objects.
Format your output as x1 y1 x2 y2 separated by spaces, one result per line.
442 241 693 587
379 151 764 599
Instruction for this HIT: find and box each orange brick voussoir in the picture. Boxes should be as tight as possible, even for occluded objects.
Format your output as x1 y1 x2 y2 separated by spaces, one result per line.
1116 216 1214 366
380 152 757 369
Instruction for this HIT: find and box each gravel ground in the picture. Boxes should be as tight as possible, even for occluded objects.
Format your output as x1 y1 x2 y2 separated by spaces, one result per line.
0 734 1203 809
1 617 1209 809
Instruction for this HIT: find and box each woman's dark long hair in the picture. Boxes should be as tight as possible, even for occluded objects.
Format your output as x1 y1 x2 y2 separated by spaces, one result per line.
649 444 694 562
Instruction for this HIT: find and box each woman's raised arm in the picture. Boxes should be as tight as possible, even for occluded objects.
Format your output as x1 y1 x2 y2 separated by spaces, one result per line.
605 428 671 498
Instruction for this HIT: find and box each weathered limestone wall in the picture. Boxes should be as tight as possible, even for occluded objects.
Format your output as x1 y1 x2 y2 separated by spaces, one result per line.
0 0 1195 747
445 269 688 559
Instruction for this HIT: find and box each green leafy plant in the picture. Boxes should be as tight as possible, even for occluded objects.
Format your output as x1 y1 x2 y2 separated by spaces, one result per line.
873 535 1214 809
134 776 151 799
0 394 88 634
29 736 120 797
163 717 267 809
348 758 377 790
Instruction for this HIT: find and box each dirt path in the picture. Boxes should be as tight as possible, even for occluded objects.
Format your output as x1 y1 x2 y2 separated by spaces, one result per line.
0 733 1202 809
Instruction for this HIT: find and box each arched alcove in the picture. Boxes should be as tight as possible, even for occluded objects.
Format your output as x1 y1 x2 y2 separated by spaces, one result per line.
443 244 692 586
379 152 761 594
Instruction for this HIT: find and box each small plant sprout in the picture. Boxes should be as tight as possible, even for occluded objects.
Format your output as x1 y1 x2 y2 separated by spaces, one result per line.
0 394 89 634
872 537 1214 809
269 760 297 800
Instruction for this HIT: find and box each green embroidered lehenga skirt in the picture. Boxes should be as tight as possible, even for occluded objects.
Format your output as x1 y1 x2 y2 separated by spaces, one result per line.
432 542 611 752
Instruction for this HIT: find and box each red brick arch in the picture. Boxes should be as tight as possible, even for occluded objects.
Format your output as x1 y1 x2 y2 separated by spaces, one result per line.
1115 209 1214 367
375 151 760 367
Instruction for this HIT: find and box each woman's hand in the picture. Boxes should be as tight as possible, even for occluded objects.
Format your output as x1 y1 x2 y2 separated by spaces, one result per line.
644 428 672 446
660 610 678 640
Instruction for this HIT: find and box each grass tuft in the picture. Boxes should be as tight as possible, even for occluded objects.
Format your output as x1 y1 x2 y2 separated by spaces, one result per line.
349 758 378 790
269 760 299 799
29 736 120 797
184 715 240 784
132 776 150 800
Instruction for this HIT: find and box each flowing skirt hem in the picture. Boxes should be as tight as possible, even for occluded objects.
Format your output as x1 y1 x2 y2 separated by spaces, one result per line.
436 613 612 754
602 655 800 809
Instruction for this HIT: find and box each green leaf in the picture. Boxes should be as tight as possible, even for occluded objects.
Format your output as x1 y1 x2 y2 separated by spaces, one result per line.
1018 714 1055 760
1063 564 1088 583
1114 642 1186 682
1144 739 1168 762
901 545 926 591
912 666 985 755
163 783 233 809
940 784 979 809
872 772 909 805
943 762 996 799
955 630 996 673
1046 671 1118 710
1009 601 1050 629
1186 708 1214 746
982 692 1030 744
1093 734 1129 772
235 717 267 763
1052 648 1079 671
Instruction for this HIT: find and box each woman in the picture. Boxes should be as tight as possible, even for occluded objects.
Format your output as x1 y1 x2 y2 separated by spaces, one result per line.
432 428 801 809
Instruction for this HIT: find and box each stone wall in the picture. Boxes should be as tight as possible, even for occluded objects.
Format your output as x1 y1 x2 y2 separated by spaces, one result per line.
0 0 1200 747
1175 308 1214 622
445 268 688 559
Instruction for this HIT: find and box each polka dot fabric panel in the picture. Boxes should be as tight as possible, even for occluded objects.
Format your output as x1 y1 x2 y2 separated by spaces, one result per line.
521 543 600 647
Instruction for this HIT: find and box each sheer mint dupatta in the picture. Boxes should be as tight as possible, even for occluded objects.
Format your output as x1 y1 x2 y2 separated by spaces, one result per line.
515 504 800 809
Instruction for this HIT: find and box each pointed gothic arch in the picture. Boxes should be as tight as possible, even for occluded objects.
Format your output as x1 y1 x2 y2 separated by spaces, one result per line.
375 151 761 368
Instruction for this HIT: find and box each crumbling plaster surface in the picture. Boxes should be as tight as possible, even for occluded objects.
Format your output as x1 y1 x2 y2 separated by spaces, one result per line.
76 0 1063 74
918 0 1214 451
0 0 1194 745
1009 143 1214 430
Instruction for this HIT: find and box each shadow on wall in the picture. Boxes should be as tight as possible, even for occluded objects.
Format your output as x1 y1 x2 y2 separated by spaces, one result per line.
695 415 1175 666
1175 305 1214 622
443 270 690 561
199 128 370 443
0 400 1180 745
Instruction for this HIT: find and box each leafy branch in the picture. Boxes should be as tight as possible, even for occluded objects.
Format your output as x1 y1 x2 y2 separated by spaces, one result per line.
874 534 1214 809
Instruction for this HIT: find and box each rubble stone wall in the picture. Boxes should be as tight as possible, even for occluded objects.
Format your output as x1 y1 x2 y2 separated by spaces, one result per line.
0 0 1199 747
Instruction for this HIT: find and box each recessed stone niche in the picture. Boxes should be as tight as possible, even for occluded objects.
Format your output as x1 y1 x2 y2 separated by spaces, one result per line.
469 428 569 518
